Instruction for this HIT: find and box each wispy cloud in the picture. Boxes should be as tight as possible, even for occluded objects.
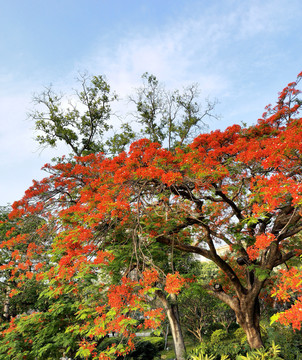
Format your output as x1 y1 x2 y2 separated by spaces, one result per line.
76 0 300 95
1 0 301 205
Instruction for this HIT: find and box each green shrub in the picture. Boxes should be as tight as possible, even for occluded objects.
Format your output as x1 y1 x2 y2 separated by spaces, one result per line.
188 345 233 360
265 323 302 360
236 341 283 360
210 329 229 344
233 328 247 344
188 344 216 360
128 336 164 360
188 330 249 360
188 342 285 360
188 322 302 360
146 336 165 352
207 322 225 334
212 342 248 359
232 322 268 346
130 340 156 360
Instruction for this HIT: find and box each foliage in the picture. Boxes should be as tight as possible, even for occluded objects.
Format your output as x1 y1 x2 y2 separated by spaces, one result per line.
188 349 216 360
270 256 302 330
0 303 79 359
178 262 237 342
188 338 284 360
129 72 218 149
264 322 302 360
31 72 216 157
210 329 229 344
236 341 282 360
127 336 164 360
31 74 118 157
200 333 248 359
188 342 235 360
179 284 227 341
0 207 48 321
187 323 302 360
1 72 302 357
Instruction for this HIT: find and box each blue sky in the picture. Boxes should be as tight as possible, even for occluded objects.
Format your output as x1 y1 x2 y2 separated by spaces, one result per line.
1 0 302 205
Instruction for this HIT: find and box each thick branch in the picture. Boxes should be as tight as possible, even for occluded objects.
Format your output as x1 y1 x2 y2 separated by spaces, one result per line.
212 183 243 220
155 230 246 296
277 225 302 241
204 284 238 311
273 250 296 267
170 184 203 210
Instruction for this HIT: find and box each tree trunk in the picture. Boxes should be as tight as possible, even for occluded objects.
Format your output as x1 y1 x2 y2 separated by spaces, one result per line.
167 302 186 360
242 323 263 349
234 296 263 349
156 291 186 360
3 285 10 321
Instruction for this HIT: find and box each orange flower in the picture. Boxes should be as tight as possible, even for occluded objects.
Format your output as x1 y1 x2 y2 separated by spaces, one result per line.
165 272 186 295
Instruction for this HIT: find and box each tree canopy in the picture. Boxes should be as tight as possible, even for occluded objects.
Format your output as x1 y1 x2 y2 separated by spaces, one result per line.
30 72 217 157
0 72 302 359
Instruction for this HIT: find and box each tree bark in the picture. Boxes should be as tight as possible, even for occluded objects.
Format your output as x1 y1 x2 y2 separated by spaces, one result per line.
156 291 186 360
3 285 10 321
211 284 264 349
167 302 186 360
234 296 263 349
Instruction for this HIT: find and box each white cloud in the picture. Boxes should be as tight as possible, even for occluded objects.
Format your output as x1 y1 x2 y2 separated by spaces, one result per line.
75 0 298 98
1 0 301 205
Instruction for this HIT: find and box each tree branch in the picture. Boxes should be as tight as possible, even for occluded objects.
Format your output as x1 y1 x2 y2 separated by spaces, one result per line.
211 183 243 221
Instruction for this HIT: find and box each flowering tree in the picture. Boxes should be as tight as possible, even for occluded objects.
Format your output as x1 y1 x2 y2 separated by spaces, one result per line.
13 72 216 360
271 260 302 330
0 206 48 321
1 73 302 359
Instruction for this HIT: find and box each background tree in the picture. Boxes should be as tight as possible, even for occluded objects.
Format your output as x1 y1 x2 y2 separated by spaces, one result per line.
31 74 118 157
178 262 236 342
31 72 218 157
129 72 218 150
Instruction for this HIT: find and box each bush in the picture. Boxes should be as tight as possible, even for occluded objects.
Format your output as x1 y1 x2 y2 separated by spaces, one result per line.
97 335 164 360
145 336 165 352
128 336 164 360
188 342 285 360
236 341 283 359
233 328 247 344
188 319 302 360
188 329 249 360
210 329 229 344
98 336 121 351
265 323 302 360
